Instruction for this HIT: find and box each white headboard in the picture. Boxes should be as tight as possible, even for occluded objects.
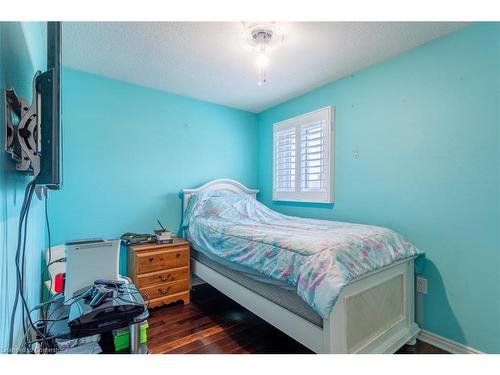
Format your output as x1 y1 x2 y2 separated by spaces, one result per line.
182 179 259 212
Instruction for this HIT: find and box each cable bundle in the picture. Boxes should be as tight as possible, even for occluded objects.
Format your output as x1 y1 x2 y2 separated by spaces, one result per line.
8 181 52 353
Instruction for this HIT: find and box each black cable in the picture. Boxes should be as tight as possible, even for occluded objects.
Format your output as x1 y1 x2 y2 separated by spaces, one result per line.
22 186 60 353
8 180 35 352
30 292 63 313
9 181 51 353
20 180 38 345
33 317 69 324
44 193 53 318
27 298 70 353
18 182 48 351
26 333 62 346
23 183 41 351
20 181 34 349
8 180 31 349
43 290 91 339
30 292 85 346
47 257 65 267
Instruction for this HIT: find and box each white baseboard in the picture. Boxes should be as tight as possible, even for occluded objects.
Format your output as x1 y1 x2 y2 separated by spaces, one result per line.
418 330 482 354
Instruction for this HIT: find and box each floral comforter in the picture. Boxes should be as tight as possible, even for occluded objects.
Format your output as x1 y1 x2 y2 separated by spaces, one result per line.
182 191 421 318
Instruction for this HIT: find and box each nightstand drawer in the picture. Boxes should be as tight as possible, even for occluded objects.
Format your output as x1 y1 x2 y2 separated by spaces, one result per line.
137 247 189 273
142 279 189 300
136 266 189 288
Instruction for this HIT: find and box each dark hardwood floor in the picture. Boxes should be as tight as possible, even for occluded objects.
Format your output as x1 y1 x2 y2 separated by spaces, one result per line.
147 284 447 354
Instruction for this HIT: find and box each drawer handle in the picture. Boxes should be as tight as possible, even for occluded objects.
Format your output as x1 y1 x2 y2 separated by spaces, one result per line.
149 257 154 262
158 286 171 295
176 253 181 258
159 274 171 281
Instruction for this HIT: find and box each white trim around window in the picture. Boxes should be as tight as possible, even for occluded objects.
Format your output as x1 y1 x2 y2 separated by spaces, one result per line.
272 106 334 203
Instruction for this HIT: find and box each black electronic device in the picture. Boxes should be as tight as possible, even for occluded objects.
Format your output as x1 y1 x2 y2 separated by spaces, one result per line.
3 22 62 189
89 285 116 307
120 232 154 246
68 283 148 338
94 279 126 287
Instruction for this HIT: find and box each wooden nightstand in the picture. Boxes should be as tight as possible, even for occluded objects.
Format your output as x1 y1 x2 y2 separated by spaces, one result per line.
127 238 190 308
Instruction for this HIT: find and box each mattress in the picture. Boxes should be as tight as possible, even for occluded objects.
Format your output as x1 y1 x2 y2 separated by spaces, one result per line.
191 248 323 327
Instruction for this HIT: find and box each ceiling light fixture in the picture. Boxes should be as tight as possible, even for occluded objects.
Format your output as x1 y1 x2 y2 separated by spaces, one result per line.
245 23 283 86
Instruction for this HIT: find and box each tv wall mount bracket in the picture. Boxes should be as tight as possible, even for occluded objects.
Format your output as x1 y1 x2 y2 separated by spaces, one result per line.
4 71 41 177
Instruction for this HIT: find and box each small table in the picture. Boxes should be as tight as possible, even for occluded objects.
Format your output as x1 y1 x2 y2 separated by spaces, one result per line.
45 283 148 354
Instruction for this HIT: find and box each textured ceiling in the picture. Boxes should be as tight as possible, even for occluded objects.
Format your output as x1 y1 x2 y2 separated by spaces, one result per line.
62 22 468 113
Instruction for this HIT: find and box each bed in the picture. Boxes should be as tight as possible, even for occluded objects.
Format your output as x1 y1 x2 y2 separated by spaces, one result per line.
182 179 420 354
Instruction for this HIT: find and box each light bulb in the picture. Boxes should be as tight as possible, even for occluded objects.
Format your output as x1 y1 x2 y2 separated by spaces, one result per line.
256 53 269 68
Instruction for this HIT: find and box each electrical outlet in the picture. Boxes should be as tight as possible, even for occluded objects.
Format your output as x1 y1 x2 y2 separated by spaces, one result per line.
416 276 428 294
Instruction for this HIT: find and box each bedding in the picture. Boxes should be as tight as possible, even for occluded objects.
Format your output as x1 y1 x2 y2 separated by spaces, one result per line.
191 243 295 290
182 190 422 318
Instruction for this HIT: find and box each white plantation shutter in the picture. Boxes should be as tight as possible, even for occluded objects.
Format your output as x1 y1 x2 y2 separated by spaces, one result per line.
274 128 296 192
273 107 333 203
301 120 327 191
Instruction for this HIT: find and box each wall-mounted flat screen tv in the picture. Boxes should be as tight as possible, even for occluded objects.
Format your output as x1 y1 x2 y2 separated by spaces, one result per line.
35 21 62 189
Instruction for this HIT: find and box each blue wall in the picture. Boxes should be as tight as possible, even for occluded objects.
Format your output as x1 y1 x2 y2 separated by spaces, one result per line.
257 23 500 353
0 22 47 352
48 69 258 272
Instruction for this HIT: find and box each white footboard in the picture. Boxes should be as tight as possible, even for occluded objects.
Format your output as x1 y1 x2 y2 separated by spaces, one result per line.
323 258 419 353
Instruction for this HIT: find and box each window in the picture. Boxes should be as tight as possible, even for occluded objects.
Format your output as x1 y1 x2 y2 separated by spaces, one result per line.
273 106 333 203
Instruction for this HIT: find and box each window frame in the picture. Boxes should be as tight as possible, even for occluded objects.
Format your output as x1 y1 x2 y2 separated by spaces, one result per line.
272 106 334 203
